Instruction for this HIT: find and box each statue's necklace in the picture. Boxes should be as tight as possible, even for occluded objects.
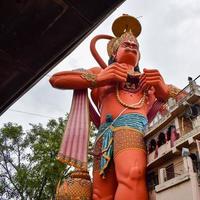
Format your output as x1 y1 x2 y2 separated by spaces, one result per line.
116 84 146 109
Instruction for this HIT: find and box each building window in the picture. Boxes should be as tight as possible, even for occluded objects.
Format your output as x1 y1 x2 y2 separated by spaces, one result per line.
167 125 176 141
166 164 175 180
166 125 179 147
149 139 157 153
147 172 159 190
190 153 199 173
179 117 193 135
157 132 166 147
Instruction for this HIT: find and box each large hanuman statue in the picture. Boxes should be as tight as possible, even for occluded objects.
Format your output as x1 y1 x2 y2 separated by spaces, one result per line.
50 15 179 200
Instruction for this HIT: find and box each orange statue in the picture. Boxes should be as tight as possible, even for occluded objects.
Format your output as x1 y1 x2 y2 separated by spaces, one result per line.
50 15 175 200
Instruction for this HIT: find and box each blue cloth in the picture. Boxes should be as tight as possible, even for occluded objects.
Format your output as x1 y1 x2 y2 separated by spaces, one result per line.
96 113 148 176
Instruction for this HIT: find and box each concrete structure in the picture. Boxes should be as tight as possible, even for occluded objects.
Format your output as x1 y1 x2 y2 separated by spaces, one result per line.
0 0 125 115
146 76 200 200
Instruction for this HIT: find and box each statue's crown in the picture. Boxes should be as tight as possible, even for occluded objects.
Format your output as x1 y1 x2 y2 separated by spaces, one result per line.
107 14 141 56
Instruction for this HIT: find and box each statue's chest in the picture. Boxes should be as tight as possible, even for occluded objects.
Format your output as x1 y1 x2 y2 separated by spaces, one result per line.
98 83 143 103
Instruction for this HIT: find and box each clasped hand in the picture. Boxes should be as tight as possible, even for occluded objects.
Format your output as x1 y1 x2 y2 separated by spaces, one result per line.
96 64 169 102
139 68 169 102
96 63 128 85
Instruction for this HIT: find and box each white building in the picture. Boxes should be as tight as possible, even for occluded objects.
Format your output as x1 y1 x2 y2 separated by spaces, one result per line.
146 76 200 200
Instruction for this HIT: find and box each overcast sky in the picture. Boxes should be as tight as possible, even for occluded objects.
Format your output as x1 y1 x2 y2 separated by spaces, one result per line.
0 0 200 130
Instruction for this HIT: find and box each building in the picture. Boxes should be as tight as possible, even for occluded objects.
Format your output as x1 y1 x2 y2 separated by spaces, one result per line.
146 76 200 200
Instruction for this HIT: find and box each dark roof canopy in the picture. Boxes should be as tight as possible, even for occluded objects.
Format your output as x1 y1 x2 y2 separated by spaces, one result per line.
0 0 125 115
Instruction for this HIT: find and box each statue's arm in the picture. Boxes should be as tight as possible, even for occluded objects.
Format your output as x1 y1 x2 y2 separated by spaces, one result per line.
49 67 101 89
49 63 128 89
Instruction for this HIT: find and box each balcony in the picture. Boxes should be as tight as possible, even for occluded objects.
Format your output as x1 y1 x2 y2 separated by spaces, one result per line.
155 172 190 193
175 125 200 149
147 126 200 169
148 142 171 167
150 155 200 200
155 172 196 200
154 170 200 200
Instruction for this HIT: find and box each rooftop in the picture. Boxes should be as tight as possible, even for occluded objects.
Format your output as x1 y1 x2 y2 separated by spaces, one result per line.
0 0 125 115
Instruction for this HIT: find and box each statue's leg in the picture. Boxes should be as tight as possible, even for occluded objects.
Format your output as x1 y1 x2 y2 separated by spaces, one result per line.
113 128 148 200
92 138 117 200
93 162 117 200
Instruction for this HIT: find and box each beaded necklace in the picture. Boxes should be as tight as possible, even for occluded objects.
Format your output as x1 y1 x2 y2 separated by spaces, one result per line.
116 84 146 109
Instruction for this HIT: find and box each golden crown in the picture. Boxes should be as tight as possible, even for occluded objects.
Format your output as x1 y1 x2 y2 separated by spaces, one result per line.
107 14 142 57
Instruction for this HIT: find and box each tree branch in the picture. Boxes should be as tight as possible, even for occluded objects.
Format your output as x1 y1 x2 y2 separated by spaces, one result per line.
0 147 24 199
35 174 47 200
16 141 21 169
0 148 18 172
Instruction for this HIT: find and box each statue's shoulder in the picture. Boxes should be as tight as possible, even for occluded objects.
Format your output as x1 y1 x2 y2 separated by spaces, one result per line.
167 84 182 99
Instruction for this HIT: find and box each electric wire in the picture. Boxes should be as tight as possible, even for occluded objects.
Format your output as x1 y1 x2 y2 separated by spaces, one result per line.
8 109 66 119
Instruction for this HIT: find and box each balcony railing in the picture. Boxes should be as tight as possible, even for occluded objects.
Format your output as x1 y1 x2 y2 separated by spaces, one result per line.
147 125 200 166
155 172 190 193
148 141 171 165
175 125 200 146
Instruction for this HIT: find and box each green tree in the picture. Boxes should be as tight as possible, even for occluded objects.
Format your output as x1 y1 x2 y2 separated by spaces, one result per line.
0 118 67 200
0 117 96 200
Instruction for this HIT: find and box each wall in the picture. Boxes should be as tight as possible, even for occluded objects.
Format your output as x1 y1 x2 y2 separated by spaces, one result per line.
156 179 192 200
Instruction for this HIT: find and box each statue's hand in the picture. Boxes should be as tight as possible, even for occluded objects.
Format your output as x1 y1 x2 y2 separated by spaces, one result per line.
139 68 169 102
96 63 128 86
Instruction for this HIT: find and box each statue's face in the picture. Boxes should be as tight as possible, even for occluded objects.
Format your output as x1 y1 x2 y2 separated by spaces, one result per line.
114 37 140 67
